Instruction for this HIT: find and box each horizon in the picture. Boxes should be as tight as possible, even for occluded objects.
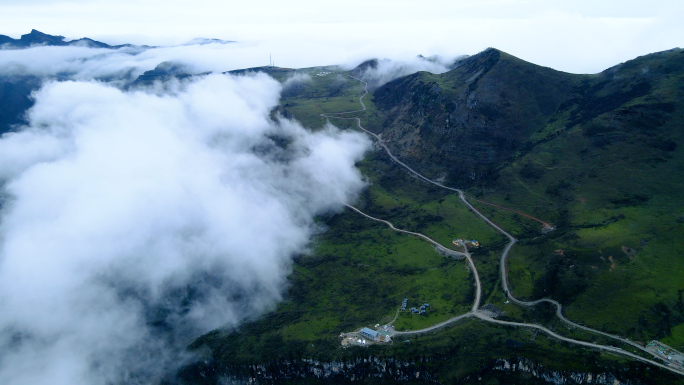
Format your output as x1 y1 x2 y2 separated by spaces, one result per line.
1 0 683 74
2 27 682 77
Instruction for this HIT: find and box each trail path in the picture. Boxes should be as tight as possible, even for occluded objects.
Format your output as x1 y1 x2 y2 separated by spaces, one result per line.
344 204 480 313
344 204 467 259
467 196 554 229
325 76 684 376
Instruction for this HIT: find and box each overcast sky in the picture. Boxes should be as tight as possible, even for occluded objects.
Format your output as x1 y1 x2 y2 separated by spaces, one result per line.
1 0 682 73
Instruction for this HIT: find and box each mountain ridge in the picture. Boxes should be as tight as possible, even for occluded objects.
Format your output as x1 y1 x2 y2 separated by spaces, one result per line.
0 29 142 49
371 47 683 186
372 47 579 183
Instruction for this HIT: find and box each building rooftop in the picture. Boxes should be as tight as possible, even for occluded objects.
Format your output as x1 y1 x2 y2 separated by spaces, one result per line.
360 327 379 338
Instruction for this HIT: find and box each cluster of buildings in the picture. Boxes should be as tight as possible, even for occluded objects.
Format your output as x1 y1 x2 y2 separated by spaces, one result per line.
402 298 430 315
409 303 430 315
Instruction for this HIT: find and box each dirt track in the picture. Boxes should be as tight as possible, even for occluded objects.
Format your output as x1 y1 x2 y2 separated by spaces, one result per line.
325 76 684 376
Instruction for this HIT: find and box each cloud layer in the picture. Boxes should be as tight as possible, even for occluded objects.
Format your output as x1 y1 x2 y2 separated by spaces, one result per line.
0 72 370 384
3 0 684 73
349 55 457 88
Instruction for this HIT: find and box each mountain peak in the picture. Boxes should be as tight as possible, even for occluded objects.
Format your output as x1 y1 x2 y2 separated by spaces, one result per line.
19 29 66 46
0 29 142 50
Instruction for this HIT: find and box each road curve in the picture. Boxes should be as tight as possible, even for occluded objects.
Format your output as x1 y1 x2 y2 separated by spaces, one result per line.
344 204 481 312
344 204 467 258
327 76 684 376
393 312 475 336
474 313 683 375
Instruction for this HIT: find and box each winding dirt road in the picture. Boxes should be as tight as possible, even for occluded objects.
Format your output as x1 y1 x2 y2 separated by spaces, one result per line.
344 203 481 313
324 76 684 376
343 204 467 259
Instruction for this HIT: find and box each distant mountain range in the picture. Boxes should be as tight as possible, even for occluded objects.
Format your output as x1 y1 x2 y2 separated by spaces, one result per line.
183 38 235 45
0 31 239 134
0 29 143 49
0 29 235 50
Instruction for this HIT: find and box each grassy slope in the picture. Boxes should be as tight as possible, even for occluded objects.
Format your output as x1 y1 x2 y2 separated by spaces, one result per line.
476 49 684 348
188 60 684 383
371 49 579 183
369 47 684 350
192 147 674 382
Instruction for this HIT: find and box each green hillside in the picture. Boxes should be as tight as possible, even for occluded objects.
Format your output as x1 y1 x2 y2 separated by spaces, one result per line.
370 46 684 352
184 49 684 384
370 46 684 347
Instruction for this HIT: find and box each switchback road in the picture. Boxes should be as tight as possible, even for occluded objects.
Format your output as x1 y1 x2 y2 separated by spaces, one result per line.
326 75 684 376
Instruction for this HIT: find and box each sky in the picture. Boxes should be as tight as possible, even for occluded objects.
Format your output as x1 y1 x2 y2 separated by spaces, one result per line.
1 0 683 73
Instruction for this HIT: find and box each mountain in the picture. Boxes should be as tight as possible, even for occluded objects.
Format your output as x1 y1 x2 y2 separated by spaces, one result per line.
0 29 142 49
371 48 577 182
0 73 43 134
128 61 197 88
0 32 158 134
369 47 684 348
372 48 683 188
0 29 233 50
177 48 684 384
0 29 70 48
183 38 235 45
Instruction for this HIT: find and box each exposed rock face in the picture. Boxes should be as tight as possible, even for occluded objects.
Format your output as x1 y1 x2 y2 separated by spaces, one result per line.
488 358 635 385
180 356 640 384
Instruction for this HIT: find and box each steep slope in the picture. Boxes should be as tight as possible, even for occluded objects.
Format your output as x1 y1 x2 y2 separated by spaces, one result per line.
0 74 42 133
373 48 580 184
485 48 684 344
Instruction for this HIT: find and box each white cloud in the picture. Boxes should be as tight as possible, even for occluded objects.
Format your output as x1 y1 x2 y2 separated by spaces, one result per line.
0 73 370 384
2 0 683 73
348 55 457 88
282 72 312 89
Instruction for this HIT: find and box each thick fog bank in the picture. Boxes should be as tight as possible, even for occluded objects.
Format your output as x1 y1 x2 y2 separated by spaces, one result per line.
0 72 370 384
